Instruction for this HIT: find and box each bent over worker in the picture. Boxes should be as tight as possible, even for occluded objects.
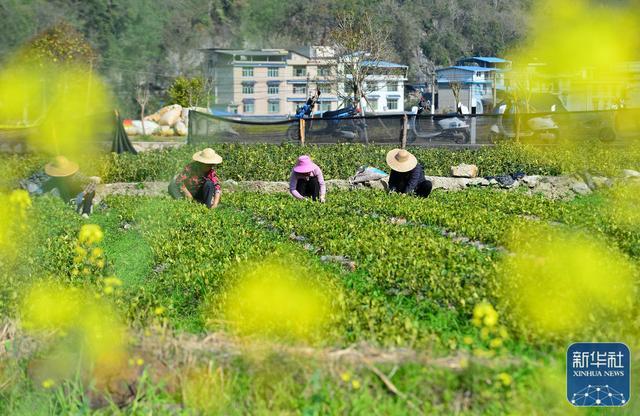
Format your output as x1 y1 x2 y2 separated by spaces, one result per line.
289 155 326 202
169 148 223 208
386 148 433 198
40 156 100 218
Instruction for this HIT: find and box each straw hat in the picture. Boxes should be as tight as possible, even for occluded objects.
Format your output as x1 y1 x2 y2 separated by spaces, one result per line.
386 149 417 172
192 148 222 165
293 155 316 174
45 156 79 177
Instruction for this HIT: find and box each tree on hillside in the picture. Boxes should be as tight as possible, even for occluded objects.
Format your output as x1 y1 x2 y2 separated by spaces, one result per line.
20 21 96 67
167 76 206 108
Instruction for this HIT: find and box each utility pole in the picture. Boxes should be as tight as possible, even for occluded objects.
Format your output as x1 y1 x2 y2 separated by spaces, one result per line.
492 71 497 109
430 72 436 114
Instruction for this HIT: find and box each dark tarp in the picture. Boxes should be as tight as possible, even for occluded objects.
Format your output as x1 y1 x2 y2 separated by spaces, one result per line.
111 111 137 154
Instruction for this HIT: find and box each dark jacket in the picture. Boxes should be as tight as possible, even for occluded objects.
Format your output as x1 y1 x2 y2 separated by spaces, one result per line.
388 163 426 194
42 175 84 202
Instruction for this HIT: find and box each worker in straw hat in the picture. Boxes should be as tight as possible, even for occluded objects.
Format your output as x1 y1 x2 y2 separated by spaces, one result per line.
169 148 223 208
289 155 326 202
41 155 101 217
385 148 433 198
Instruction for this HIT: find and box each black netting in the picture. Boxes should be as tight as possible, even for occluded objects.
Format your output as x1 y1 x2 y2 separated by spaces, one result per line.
188 109 640 146
188 111 299 145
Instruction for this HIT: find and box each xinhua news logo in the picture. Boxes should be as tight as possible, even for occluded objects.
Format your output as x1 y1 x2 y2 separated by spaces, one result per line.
567 342 630 407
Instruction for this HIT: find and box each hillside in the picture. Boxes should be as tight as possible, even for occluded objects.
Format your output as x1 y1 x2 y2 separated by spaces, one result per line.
0 0 532 116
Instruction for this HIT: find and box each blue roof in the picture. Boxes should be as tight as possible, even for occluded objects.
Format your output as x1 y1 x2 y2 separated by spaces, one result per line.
469 57 510 63
361 60 407 69
437 66 497 73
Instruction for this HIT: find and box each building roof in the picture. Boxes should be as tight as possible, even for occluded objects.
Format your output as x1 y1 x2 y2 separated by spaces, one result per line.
203 48 289 56
467 57 510 64
361 60 408 69
437 66 497 73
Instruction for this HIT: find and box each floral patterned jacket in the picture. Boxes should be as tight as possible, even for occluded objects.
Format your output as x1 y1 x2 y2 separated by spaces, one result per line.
174 162 221 195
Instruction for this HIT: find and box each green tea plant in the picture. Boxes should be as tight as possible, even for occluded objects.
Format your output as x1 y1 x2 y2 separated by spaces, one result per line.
7 140 640 186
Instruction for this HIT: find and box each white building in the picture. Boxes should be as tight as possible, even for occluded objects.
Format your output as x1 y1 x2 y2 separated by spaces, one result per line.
358 60 408 114
436 66 497 114
435 57 511 114
202 46 407 117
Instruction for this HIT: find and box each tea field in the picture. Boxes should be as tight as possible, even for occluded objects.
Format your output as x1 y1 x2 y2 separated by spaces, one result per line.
2 178 640 414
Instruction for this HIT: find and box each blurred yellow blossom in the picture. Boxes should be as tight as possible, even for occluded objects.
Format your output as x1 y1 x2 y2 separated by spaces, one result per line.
500 224 634 337
223 261 331 341
103 277 122 287
497 372 513 387
78 224 104 245
340 372 351 382
351 380 361 390
9 189 31 212
473 302 498 328
41 379 55 389
21 282 127 384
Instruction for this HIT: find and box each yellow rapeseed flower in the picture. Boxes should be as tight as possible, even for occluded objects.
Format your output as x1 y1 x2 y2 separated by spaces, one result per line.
497 372 513 387
9 189 31 211
490 338 503 349
103 277 122 287
340 372 351 382
78 224 104 245
74 246 87 257
473 302 499 328
41 379 55 389
351 380 361 390
223 261 330 341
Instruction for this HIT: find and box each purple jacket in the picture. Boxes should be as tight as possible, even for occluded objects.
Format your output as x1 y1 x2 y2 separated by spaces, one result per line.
289 165 326 200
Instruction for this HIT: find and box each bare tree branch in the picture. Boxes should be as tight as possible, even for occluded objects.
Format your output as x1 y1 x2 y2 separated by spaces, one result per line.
328 10 393 113
135 76 150 135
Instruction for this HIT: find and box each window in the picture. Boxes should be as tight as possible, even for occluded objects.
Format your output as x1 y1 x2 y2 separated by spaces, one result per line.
319 102 331 112
268 67 279 77
268 84 279 94
268 100 280 113
387 98 398 110
294 66 306 77
242 83 254 94
293 84 307 95
387 81 399 91
318 84 332 94
244 102 254 113
367 99 378 112
242 67 253 77
318 66 330 76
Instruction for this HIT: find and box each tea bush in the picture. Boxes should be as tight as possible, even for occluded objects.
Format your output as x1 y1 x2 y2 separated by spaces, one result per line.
6 141 640 186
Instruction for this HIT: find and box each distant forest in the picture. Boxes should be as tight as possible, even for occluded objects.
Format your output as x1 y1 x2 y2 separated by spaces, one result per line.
0 0 533 115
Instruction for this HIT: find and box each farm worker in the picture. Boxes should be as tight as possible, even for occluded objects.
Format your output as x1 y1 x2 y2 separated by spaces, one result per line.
169 148 222 208
289 155 326 202
386 148 433 198
41 156 100 218
295 88 321 118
